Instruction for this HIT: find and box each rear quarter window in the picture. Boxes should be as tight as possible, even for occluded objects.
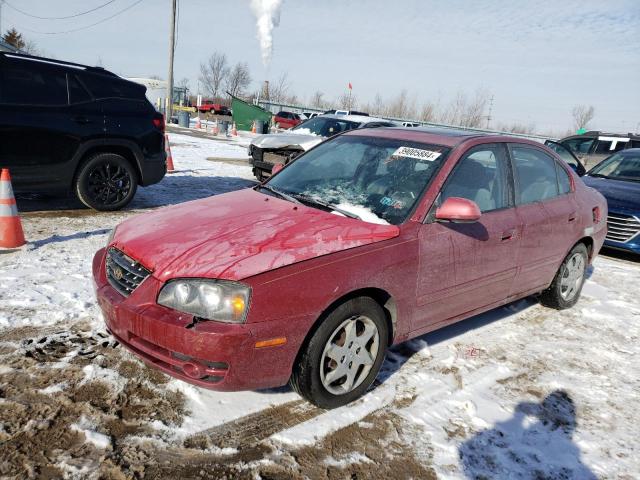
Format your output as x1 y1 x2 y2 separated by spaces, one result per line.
81 73 145 100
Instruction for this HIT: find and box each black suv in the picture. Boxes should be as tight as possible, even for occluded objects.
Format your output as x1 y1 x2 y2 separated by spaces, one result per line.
0 52 166 210
554 131 640 169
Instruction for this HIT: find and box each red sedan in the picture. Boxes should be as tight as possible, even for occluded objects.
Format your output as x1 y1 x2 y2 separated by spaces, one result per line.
93 128 607 408
273 110 303 129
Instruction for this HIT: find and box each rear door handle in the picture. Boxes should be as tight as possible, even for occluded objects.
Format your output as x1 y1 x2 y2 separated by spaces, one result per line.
72 116 90 124
568 211 577 222
501 229 516 241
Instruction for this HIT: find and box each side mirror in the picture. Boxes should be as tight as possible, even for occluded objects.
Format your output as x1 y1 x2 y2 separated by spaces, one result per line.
271 163 285 175
435 197 481 223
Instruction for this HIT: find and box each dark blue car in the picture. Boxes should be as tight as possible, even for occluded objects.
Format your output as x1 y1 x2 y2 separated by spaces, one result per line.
581 149 640 254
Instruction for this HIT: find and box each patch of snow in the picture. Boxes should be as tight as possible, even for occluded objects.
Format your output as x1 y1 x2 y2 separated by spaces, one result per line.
324 452 373 468
38 383 66 394
70 415 111 450
165 380 299 439
333 203 390 225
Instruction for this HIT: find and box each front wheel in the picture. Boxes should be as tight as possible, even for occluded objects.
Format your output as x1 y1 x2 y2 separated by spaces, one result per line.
539 243 588 309
75 153 138 211
290 297 388 409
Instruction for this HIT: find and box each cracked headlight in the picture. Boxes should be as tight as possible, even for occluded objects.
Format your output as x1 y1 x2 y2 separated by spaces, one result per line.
157 279 251 323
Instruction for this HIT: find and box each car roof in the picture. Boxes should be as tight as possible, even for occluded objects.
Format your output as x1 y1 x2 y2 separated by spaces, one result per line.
320 114 389 123
344 126 537 148
561 131 640 141
1 51 117 77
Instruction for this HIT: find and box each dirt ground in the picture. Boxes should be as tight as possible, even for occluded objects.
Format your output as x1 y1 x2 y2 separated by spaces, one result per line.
0 321 440 480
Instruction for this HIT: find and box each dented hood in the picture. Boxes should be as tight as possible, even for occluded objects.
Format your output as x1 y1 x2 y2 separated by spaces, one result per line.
251 132 324 151
111 188 399 282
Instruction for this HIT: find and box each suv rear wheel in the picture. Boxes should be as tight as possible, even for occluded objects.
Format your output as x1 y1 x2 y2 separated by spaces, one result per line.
75 153 138 211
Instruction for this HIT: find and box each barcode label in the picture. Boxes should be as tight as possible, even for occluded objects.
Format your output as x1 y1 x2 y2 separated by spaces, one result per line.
391 146 441 161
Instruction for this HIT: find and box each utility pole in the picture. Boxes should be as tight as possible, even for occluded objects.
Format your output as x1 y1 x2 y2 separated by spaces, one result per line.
485 95 494 129
166 0 177 122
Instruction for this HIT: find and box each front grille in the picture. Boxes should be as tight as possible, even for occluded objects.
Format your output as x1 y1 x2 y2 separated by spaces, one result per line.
105 247 151 296
606 213 640 244
251 147 264 164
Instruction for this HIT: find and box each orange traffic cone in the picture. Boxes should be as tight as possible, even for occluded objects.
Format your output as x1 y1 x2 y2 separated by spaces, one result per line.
195 117 201 130
232 122 238 136
164 134 176 173
251 121 256 134
0 169 26 248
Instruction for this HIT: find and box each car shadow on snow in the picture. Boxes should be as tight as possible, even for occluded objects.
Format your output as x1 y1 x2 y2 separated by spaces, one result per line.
458 390 597 479
378 297 538 386
28 228 111 250
15 175 257 213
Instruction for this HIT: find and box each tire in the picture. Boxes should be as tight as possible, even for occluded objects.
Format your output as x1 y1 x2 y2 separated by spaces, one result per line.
539 243 588 310
75 153 138 211
290 297 388 409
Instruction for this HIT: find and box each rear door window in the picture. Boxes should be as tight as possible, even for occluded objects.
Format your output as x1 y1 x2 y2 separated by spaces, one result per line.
511 146 560 204
67 74 92 104
0 62 68 106
81 73 143 99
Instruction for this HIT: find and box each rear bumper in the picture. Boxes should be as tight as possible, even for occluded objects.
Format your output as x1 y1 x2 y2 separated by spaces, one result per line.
139 151 167 186
92 247 307 391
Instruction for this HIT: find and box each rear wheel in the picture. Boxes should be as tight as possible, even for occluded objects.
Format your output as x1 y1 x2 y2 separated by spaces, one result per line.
290 297 388 409
75 153 138 211
539 243 588 309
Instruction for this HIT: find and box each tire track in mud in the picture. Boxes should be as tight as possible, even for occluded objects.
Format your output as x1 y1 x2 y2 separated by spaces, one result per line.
185 399 323 450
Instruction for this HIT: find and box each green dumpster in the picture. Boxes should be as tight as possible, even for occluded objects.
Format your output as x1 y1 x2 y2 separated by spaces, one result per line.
230 94 272 132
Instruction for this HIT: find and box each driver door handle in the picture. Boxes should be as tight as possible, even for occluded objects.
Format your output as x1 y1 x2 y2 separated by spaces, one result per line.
72 116 90 124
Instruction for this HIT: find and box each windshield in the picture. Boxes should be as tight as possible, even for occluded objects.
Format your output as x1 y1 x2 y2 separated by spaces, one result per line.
266 135 450 225
588 152 640 182
292 116 360 137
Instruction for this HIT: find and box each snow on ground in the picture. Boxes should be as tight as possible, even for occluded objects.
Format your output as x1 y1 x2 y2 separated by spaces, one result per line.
1 130 639 478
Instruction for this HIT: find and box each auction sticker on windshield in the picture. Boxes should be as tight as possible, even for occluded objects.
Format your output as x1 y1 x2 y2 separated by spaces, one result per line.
390 146 442 162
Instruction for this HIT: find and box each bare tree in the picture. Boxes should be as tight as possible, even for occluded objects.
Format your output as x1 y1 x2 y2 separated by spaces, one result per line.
496 122 537 134
439 89 490 128
336 92 357 110
572 105 595 131
225 62 252 98
177 77 190 90
199 53 229 99
460 89 490 128
268 72 291 103
310 91 325 109
420 101 437 122
387 90 411 118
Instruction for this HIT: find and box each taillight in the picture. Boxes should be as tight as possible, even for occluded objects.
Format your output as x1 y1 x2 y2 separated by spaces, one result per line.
153 115 165 133
592 206 601 223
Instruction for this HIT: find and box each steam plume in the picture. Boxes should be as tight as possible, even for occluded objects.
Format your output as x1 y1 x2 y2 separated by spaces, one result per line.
250 0 283 66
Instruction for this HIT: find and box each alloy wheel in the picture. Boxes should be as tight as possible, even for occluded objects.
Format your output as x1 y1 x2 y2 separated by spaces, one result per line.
87 161 132 207
320 315 380 395
560 252 585 301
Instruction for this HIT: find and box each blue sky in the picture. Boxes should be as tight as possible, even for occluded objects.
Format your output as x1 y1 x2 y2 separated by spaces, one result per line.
3 0 639 133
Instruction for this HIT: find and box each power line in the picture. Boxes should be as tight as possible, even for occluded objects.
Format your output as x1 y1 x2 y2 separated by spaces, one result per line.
9 0 144 35
4 0 117 20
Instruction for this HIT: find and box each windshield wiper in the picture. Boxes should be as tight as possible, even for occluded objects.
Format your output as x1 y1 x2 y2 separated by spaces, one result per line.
256 185 302 204
588 173 610 179
292 194 362 220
